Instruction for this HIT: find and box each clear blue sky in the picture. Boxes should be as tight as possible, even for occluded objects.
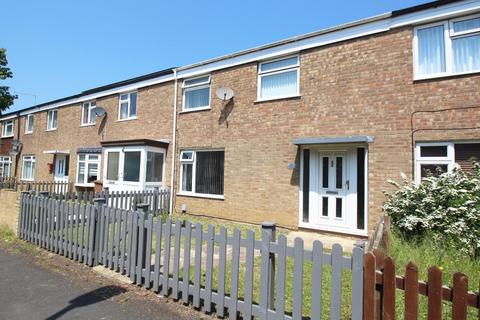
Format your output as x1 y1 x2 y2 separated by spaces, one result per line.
2 0 429 112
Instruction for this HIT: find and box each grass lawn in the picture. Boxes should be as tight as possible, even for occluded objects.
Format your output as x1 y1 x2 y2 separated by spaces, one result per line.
388 232 480 319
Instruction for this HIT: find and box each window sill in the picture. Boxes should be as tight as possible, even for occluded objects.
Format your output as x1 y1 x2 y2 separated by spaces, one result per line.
80 123 96 127
1 135 14 139
413 70 480 82
24 132 33 135
254 95 301 104
20 179 34 182
75 183 95 188
180 106 211 114
116 117 137 122
176 192 224 200
46 128 57 132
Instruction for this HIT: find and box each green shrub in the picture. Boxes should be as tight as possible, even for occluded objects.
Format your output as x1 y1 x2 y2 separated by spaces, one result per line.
383 163 480 258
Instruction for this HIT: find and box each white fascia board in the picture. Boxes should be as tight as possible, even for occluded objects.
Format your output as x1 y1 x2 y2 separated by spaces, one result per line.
0 115 18 121
391 0 480 27
19 73 175 116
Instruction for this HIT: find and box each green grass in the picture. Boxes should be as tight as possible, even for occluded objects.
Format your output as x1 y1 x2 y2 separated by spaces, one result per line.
389 232 480 319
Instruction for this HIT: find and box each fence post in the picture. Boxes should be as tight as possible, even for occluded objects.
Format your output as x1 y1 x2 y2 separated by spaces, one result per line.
153 187 159 214
103 187 109 202
93 197 106 266
262 221 276 310
136 203 149 270
18 191 30 237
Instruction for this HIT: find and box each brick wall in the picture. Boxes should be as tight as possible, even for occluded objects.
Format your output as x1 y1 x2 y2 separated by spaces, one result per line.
173 27 480 232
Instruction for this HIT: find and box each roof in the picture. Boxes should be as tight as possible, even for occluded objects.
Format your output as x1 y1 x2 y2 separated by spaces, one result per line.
100 139 170 148
2 0 475 119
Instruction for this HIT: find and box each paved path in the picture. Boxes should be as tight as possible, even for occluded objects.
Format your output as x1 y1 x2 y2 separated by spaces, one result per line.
0 249 197 320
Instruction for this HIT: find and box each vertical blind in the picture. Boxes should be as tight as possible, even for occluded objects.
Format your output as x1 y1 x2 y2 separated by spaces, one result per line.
417 25 446 75
184 87 210 109
195 151 224 195
260 70 298 99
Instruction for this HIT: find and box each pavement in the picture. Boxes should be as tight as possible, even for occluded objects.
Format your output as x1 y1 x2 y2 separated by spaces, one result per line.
0 249 205 320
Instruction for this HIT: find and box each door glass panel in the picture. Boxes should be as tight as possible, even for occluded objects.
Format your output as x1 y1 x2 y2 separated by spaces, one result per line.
336 157 343 189
322 157 329 188
106 152 119 181
322 197 328 216
336 198 343 218
124 151 141 182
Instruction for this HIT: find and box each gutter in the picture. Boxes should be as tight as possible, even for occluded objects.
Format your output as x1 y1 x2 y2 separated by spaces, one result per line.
169 69 178 214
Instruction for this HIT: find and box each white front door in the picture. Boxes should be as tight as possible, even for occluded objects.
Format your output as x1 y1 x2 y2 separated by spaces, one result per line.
54 154 69 182
301 146 366 235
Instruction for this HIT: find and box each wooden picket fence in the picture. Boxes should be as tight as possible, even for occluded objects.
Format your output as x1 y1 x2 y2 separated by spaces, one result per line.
17 193 364 320
0 177 71 194
48 188 171 214
364 251 480 320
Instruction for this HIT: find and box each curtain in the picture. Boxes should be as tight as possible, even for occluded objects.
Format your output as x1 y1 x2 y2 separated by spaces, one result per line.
195 151 224 195
417 25 446 75
260 70 298 99
453 35 480 73
185 87 210 109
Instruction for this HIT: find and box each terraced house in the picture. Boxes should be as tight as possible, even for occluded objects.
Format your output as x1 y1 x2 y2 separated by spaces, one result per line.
1 0 480 237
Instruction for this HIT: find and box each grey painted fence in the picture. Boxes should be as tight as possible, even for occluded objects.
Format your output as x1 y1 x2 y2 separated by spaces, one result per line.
17 193 364 320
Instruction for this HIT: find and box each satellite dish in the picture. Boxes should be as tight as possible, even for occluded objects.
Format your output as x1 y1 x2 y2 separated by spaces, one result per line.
216 87 234 101
92 106 107 117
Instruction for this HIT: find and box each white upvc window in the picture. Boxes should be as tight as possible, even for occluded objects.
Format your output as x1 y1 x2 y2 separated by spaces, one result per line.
76 154 101 186
25 114 34 134
258 55 300 101
0 156 11 177
415 142 455 183
81 101 96 125
1 120 14 137
21 155 36 181
182 75 211 111
179 149 224 198
118 92 137 120
414 14 480 79
47 109 58 130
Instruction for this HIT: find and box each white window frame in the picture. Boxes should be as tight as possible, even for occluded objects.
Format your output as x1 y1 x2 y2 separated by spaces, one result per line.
182 75 211 112
21 155 36 181
413 14 480 80
1 120 14 138
257 55 300 101
0 156 12 177
81 101 96 126
415 142 455 183
178 149 224 199
47 109 58 131
76 154 101 187
25 114 34 134
118 91 137 121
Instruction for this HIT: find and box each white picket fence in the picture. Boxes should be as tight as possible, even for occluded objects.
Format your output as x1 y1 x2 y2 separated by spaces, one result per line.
17 193 364 320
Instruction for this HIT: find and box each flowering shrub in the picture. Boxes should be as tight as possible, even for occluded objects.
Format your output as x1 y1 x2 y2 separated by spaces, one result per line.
383 163 480 258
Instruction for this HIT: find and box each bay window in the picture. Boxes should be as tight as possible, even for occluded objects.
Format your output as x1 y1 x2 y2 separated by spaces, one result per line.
76 154 100 186
0 156 11 177
146 151 164 182
258 55 299 100
81 101 96 125
415 15 480 78
182 75 211 111
179 150 224 197
118 92 137 120
2 120 14 137
22 155 36 181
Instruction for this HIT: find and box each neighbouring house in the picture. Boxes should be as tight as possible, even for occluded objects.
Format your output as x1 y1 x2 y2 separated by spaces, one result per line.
1 0 480 237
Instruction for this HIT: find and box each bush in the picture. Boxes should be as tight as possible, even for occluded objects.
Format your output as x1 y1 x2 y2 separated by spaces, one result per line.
383 163 480 258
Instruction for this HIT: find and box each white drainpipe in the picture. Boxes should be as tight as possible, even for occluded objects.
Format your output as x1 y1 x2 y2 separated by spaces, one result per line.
169 69 178 214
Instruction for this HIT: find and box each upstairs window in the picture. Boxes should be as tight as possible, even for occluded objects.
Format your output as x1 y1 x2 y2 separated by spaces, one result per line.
182 75 211 111
47 109 58 130
179 150 224 197
258 55 299 100
81 101 96 125
25 114 34 134
415 15 480 78
77 154 100 186
118 92 137 120
1 120 14 137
